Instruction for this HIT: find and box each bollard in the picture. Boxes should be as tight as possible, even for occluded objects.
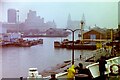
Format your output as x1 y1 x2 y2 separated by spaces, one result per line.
20 77 23 80
80 55 82 59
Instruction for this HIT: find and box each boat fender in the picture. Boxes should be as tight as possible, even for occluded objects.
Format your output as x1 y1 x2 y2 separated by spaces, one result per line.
110 64 120 75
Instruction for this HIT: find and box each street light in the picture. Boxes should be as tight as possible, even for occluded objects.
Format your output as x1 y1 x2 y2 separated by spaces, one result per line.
65 28 81 65
16 10 20 33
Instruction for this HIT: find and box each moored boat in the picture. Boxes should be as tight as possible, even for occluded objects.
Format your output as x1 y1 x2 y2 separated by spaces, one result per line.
54 41 61 48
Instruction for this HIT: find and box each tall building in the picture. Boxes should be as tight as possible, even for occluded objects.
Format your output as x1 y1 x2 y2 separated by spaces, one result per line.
25 10 56 30
25 10 45 28
7 9 17 23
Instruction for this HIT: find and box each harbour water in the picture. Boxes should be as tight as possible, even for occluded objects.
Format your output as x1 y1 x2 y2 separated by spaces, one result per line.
1 37 93 78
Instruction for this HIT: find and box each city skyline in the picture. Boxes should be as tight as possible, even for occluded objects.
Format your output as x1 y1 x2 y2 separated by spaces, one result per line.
1 1 118 29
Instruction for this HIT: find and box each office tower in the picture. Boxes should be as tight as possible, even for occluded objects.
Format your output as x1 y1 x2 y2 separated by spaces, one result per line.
7 9 17 23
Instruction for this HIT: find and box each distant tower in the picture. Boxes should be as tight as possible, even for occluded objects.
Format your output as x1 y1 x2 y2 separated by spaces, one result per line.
81 13 85 26
52 20 57 27
67 13 72 28
7 9 17 23
80 14 85 40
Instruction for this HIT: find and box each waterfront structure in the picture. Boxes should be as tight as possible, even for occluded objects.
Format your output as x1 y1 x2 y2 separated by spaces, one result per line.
1 33 21 42
7 9 17 23
83 29 106 40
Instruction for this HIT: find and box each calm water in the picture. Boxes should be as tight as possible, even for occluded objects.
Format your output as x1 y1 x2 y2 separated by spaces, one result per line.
1 37 92 78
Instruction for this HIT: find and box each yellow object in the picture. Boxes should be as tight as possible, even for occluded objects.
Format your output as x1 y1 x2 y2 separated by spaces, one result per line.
67 65 75 79
96 42 102 49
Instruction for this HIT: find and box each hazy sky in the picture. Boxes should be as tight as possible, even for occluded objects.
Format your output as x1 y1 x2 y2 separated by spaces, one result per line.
0 0 119 29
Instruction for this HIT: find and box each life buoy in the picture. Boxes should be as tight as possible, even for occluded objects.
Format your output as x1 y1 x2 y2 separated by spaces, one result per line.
110 64 120 75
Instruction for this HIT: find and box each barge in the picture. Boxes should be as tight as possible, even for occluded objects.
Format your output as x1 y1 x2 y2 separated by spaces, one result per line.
1 39 43 47
54 40 97 50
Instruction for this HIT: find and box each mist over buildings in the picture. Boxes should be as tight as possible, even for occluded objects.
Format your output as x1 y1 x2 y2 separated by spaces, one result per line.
1 2 118 29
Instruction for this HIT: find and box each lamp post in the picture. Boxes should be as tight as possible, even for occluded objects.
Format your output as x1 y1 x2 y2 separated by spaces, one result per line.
16 10 19 33
65 28 81 65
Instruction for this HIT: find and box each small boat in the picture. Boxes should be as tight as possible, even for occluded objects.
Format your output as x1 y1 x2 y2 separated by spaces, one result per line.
27 68 42 79
54 41 61 48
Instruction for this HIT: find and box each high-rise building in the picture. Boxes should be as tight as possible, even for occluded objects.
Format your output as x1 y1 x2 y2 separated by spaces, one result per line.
25 10 56 30
7 9 17 23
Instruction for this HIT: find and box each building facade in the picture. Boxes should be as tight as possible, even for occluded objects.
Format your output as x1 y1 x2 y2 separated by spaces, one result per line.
7 9 17 23
83 29 106 39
